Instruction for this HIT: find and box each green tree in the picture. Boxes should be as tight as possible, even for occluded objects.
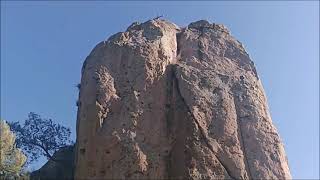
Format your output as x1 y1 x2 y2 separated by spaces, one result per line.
0 120 27 179
9 112 72 164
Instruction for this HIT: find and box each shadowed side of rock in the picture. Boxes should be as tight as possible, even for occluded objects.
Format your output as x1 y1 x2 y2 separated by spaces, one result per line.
30 145 74 180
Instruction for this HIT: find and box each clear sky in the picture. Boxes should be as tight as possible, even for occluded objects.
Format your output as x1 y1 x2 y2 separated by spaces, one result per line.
1 1 319 179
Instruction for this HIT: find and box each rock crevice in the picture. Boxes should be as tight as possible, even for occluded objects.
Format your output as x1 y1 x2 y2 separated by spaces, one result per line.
171 64 236 179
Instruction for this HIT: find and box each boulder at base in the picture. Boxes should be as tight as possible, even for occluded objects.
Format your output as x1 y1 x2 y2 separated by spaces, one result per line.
30 145 74 180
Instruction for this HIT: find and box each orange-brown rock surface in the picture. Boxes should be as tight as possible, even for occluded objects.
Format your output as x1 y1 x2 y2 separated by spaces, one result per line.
74 19 291 179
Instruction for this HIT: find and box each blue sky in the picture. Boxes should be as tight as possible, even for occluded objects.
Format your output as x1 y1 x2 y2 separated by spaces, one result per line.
1 1 319 179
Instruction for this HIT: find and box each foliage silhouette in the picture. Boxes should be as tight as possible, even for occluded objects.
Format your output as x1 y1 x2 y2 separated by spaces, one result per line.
9 112 72 164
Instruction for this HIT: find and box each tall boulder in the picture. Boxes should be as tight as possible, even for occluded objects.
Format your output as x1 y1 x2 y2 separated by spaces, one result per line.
74 19 291 179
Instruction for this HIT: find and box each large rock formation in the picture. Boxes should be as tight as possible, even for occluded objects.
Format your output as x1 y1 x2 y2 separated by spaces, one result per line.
74 19 291 179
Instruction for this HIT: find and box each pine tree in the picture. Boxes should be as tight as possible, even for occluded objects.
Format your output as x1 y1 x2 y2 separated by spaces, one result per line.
0 120 27 179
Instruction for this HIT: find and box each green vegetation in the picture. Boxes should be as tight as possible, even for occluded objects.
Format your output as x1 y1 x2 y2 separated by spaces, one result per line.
8 112 73 164
0 120 27 179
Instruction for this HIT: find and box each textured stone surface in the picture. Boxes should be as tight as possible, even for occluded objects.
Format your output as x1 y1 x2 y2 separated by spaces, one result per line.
74 19 291 179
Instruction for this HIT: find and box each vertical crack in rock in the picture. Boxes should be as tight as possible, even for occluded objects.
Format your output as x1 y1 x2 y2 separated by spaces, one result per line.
232 90 254 180
175 32 181 62
198 27 205 61
171 65 236 180
164 64 175 178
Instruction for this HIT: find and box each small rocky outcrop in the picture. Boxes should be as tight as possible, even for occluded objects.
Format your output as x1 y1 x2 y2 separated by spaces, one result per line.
31 145 74 180
74 19 291 179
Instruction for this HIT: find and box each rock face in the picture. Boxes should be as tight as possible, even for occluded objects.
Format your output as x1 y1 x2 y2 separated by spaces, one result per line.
31 145 74 180
74 19 291 179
